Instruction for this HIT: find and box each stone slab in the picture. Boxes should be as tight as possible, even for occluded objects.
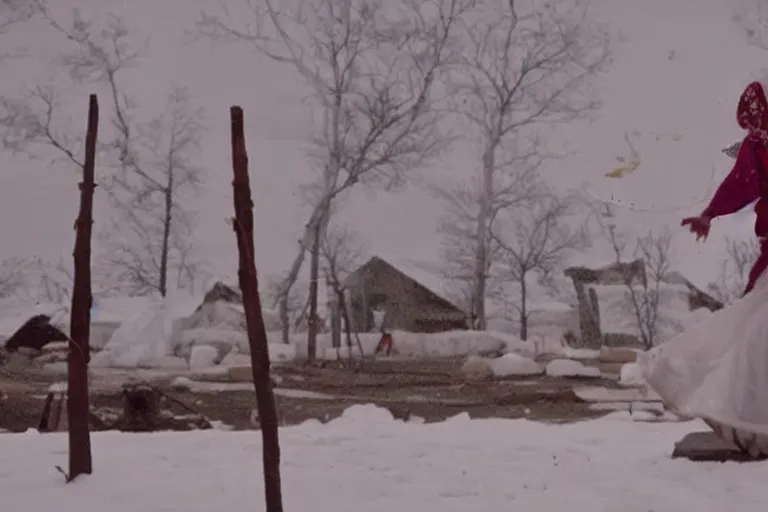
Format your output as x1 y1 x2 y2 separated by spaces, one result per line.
671 431 765 462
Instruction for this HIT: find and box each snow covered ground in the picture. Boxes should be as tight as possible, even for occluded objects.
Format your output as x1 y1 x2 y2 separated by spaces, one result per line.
0 405 762 511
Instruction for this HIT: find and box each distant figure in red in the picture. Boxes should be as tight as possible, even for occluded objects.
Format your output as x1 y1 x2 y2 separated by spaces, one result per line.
374 331 394 356
639 82 768 458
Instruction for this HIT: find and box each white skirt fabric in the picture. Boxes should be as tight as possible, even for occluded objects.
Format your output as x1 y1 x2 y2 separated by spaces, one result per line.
638 271 768 457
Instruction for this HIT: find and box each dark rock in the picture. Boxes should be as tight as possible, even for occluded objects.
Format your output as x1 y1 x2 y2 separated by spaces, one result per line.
118 381 160 432
672 431 765 462
685 281 724 312
387 405 412 422
201 282 241 306
4 315 67 353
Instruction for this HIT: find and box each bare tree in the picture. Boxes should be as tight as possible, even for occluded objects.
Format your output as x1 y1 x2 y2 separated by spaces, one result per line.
0 85 87 164
0 0 37 64
438 0 611 329
708 236 760 304
17 257 74 303
102 86 208 296
1 12 140 160
320 223 365 292
0 256 73 303
319 223 367 355
432 161 542 328
264 271 307 343
596 203 677 349
1 12 209 296
0 0 36 33
734 0 768 51
0 257 28 298
197 0 474 345
489 192 586 340
38 260 73 303
627 229 677 349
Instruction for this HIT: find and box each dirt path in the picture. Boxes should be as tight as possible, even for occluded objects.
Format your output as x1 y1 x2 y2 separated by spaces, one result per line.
1 358 625 432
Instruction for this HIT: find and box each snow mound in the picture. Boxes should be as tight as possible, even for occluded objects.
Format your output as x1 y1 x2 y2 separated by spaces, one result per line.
177 327 249 357
489 353 543 377
559 347 602 359
170 376 194 392
333 404 396 425
172 302 288 360
268 343 295 361
220 348 251 367
545 359 601 378
459 353 543 379
619 362 646 387
91 299 176 368
189 345 220 370
308 330 518 360
459 355 494 380
148 356 189 371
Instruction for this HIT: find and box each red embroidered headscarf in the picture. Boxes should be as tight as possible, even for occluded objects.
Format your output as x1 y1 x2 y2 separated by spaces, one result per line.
738 82 768 144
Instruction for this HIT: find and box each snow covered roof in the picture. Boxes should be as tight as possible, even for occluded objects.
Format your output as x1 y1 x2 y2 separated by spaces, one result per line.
0 299 66 337
347 256 465 312
387 258 459 307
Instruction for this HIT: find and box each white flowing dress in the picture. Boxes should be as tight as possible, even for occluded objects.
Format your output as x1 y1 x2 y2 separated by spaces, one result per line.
638 271 768 458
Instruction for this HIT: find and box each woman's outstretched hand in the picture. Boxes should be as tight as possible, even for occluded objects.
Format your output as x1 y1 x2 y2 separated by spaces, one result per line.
681 214 711 241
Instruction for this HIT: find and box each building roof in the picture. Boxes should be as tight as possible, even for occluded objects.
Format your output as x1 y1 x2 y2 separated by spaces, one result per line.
346 256 465 312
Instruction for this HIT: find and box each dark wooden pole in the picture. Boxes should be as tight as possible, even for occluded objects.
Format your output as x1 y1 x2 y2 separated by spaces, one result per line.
67 94 98 481
229 106 284 512
306 222 320 363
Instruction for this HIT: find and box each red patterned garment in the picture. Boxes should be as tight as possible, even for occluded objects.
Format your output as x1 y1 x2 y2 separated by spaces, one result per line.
700 82 768 295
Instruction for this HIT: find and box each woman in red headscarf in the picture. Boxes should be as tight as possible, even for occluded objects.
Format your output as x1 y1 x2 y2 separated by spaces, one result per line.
638 82 768 458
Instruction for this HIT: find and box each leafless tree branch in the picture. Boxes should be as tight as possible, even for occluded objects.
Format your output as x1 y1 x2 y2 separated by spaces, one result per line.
432 166 544 326
0 0 36 33
319 222 366 357
0 85 86 166
0 257 29 298
102 85 208 296
264 270 308 342
733 0 768 52
6 9 208 296
707 236 760 304
435 0 611 328
320 223 366 285
0 9 143 167
197 0 474 341
488 191 586 339
600 215 677 349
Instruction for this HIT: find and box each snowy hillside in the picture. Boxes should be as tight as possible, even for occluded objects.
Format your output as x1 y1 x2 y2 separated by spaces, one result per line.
0 0 766 299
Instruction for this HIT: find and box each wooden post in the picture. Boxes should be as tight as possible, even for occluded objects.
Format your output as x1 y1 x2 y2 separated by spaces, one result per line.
360 282 370 332
229 106 284 512
67 94 98 481
327 277 341 350
306 222 320 362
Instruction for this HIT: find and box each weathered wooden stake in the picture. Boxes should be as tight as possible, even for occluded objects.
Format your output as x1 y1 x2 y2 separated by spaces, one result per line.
307 222 320 363
229 106 284 512
67 94 98 481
